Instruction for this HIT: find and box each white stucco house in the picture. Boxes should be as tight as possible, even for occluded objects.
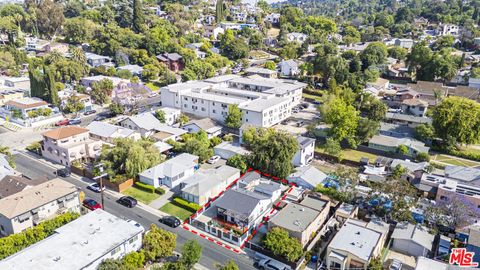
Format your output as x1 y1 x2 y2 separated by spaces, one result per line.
293 136 315 167
138 153 199 189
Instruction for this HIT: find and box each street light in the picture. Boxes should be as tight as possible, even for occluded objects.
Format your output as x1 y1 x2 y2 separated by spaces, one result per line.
93 163 108 210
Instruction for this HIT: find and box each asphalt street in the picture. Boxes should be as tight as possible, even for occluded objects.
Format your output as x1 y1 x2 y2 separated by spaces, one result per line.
13 152 256 270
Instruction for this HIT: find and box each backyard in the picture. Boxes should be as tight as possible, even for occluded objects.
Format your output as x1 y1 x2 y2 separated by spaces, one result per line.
122 186 160 205
160 202 195 221
431 154 480 168
315 146 378 163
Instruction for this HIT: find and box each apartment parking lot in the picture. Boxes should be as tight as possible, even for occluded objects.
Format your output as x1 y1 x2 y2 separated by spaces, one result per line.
275 102 320 135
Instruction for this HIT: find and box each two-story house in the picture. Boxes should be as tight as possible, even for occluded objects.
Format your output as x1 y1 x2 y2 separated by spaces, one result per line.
156 53 184 73
0 178 80 236
138 153 199 189
215 188 272 230
401 98 428 117
293 136 315 167
41 126 103 166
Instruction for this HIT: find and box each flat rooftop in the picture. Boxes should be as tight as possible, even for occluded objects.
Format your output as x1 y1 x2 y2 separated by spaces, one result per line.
0 210 144 270
269 202 320 232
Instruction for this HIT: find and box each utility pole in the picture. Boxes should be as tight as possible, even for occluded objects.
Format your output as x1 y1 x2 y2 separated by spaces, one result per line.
93 164 108 210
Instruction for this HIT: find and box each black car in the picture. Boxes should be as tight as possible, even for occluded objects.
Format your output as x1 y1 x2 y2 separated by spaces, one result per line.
160 216 181 228
118 196 137 208
84 110 97 115
56 168 70 177
94 115 106 121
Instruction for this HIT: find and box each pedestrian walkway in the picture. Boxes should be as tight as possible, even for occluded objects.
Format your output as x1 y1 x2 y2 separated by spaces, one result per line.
148 189 174 209
2 121 22 131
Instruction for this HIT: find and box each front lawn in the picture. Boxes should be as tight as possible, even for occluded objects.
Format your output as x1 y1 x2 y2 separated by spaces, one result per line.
122 186 160 205
146 81 162 91
159 202 195 221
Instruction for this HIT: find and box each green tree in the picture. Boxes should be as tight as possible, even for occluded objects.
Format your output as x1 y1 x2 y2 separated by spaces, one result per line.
226 154 247 173
0 145 15 168
320 97 359 147
264 61 276 70
397 144 409 155
263 227 303 262
91 79 114 105
210 136 222 147
26 0 65 38
414 123 435 143
143 224 177 261
155 109 166 123
183 138 214 163
218 260 239 270
324 138 342 159
359 42 388 69
124 141 162 178
416 152 431 162
244 128 298 178
343 26 361 45
177 113 189 126
63 17 96 44
388 46 408 60
356 118 380 143
132 0 144 33
142 64 160 82
0 51 17 75
360 95 387 121
432 97 480 145
123 251 145 268
216 0 223 23
432 35 455 51
109 102 125 116
225 104 243 129
391 164 407 179
180 240 202 269
64 95 85 114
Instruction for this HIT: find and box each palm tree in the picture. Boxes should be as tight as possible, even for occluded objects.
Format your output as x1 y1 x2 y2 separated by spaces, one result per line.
70 47 87 64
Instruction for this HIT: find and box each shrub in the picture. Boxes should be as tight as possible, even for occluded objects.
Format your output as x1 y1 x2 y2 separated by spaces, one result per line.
155 187 166 195
173 197 201 212
135 181 155 193
26 142 42 154
416 152 431 162
0 211 80 260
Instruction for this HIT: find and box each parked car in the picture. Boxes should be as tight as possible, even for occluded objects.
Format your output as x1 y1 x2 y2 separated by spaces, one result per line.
117 196 137 208
296 121 305 127
87 183 105 193
148 92 158 98
300 103 309 109
312 101 321 105
207 155 221 164
281 120 289 125
84 109 96 115
56 168 70 177
160 216 181 228
256 259 289 270
292 108 299 113
55 119 69 126
83 199 102 210
389 259 402 270
68 118 81 125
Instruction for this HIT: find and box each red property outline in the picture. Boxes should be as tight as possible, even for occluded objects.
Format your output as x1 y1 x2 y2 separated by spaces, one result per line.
181 168 297 254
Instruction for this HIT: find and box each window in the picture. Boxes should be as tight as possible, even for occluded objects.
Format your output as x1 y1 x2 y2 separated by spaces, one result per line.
213 110 216 113
129 235 138 244
440 195 448 201
110 246 121 256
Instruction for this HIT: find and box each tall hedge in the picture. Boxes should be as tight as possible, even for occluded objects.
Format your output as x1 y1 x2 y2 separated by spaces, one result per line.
0 211 80 260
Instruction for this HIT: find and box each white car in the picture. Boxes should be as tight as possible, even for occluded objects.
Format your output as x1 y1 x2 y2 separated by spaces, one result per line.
207 155 221 164
148 92 158 98
87 183 106 193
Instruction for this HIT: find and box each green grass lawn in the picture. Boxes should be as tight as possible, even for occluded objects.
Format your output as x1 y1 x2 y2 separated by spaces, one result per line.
432 154 480 167
302 93 322 102
146 81 162 91
315 146 377 163
122 187 160 205
159 202 194 221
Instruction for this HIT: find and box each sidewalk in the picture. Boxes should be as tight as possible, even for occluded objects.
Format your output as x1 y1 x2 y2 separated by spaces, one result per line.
149 189 174 209
181 223 245 255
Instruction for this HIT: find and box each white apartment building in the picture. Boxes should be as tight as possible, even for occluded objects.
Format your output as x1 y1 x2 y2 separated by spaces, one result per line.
0 178 80 236
161 75 306 128
0 209 144 270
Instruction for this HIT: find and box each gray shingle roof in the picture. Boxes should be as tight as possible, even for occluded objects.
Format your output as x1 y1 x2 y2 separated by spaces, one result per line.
392 222 435 250
215 188 269 217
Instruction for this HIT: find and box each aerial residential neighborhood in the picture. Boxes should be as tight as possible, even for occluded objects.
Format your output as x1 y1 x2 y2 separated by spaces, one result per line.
2 0 480 269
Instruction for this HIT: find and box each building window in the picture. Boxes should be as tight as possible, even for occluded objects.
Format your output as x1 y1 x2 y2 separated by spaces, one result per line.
129 235 138 244
110 246 121 256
